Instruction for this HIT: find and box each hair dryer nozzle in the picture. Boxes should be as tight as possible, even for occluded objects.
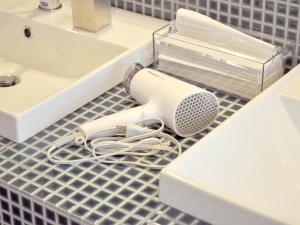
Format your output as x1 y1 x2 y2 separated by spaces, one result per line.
123 63 144 95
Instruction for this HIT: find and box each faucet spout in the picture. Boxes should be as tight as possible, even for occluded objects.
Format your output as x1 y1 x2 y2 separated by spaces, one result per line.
39 0 62 10
71 0 111 33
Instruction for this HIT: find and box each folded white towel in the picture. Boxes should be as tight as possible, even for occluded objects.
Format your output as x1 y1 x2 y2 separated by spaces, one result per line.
175 9 277 62
157 55 283 99
159 34 284 82
158 54 264 84
159 34 266 82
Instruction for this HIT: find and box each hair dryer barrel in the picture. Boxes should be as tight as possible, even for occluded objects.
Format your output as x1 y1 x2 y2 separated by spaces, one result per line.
124 64 219 137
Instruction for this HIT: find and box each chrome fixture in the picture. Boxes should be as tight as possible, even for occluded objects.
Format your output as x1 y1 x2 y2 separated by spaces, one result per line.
39 0 62 11
71 0 111 33
0 75 19 87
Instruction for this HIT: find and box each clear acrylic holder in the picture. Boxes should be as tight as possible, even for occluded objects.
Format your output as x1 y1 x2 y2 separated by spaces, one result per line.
153 22 295 100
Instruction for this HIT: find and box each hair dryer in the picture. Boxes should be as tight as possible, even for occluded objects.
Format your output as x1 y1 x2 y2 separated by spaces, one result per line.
79 63 219 139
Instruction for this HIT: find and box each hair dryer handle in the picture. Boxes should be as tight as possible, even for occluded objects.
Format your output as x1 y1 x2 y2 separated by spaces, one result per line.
79 104 154 140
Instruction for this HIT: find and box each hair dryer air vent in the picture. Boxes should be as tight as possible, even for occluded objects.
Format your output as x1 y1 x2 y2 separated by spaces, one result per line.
174 92 219 136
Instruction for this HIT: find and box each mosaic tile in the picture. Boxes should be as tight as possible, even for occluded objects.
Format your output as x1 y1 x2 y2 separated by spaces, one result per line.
0 81 248 224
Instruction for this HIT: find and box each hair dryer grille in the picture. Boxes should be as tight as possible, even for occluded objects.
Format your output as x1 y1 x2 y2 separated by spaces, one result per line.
174 92 219 137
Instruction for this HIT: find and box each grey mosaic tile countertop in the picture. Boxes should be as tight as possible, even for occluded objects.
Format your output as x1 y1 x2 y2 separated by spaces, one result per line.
0 83 247 225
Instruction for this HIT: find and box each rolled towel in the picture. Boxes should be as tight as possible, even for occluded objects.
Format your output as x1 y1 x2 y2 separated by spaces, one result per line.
157 54 283 99
158 34 264 82
175 9 277 62
158 34 283 82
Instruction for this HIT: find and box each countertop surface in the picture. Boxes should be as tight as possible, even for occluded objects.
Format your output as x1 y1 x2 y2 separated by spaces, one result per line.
0 83 247 225
0 2 247 224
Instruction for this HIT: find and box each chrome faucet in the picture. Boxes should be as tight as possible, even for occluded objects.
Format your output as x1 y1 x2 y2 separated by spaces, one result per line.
39 0 62 10
71 0 111 33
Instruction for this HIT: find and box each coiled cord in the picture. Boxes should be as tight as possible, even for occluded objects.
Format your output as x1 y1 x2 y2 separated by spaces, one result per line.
47 118 182 169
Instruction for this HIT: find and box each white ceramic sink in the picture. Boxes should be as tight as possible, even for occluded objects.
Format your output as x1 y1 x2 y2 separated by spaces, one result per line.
0 1 166 142
160 65 300 225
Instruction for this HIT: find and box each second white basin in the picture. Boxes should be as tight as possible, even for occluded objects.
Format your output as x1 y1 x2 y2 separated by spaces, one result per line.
160 64 300 225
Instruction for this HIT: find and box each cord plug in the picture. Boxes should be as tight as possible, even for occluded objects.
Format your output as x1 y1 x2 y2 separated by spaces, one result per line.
48 118 182 169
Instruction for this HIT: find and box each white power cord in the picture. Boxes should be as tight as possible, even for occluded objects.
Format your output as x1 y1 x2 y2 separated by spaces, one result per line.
47 118 182 169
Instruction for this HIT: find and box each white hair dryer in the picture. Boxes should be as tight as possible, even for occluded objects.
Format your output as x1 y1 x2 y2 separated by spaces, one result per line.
79 63 219 139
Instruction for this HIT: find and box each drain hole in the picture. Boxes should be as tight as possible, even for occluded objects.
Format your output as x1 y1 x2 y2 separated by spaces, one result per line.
0 75 19 87
24 26 32 38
